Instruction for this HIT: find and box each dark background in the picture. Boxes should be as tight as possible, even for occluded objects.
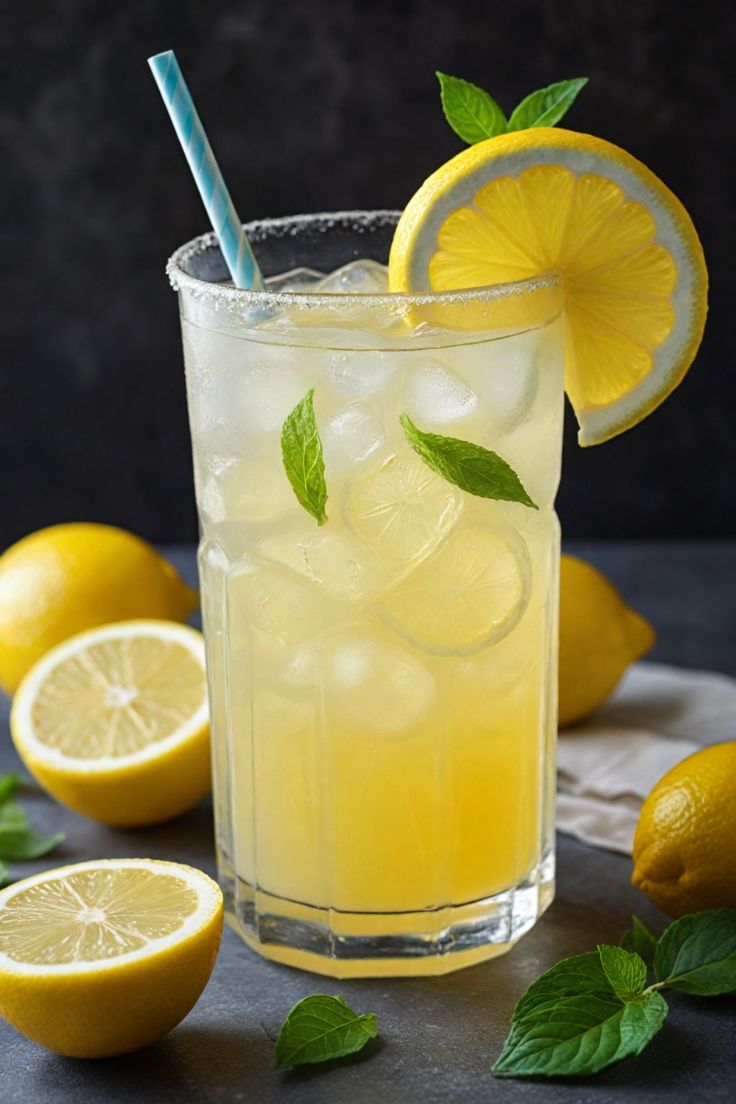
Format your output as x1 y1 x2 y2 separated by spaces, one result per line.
2 0 734 547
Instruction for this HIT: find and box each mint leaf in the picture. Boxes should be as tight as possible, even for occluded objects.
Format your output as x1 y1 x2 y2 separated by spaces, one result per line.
281 389 328 525
400 413 536 508
511 951 606 1024
0 773 25 807
620 915 658 967
0 825 65 861
436 72 507 144
493 989 668 1078
0 787 65 869
654 909 736 995
598 945 647 1000
507 77 588 131
494 950 667 1078
0 860 9 889
275 995 378 1069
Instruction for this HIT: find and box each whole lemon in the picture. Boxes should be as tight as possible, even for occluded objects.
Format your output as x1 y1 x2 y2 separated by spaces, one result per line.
559 555 655 728
632 741 736 917
0 524 198 694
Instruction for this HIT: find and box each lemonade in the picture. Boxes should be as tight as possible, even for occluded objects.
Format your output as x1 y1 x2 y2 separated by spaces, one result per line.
170 212 564 976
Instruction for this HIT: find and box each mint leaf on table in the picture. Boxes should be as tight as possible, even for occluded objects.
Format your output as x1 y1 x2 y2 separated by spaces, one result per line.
654 908 736 995
620 915 659 967
436 72 507 144
493 950 667 1078
598 945 648 1000
400 413 537 508
275 995 378 1069
281 389 328 525
507 77 588 131
0 774 65 879
0 772 25 806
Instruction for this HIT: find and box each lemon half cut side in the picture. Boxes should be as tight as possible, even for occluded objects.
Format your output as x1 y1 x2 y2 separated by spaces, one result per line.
0 858 223 1057
389 128 708 445
10 620 210 826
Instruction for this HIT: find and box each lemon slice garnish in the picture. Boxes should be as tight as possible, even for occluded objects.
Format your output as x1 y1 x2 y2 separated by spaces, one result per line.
389 127 707 445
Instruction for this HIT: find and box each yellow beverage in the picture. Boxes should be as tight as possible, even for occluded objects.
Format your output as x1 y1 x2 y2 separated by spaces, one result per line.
170 212 564 976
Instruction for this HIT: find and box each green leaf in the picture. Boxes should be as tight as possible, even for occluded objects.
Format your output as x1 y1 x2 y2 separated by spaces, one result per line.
436 72 507 144
0 801 29 834
0 826 65 862
400 414 537 509
493 989 668 1078
494 950 668 1079
598 945 647 1000
511 952 607 1024
620 915 658 967
281 389 328 525
654 908 736 995
275 994 378 1069
0 773 25 808
507 77 588 131
0 860 10 888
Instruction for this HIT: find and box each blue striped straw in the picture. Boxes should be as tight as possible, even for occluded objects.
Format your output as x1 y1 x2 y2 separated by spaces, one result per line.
148 50 264 290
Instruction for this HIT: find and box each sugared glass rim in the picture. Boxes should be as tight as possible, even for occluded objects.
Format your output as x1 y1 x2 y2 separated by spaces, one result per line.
166 209 558 312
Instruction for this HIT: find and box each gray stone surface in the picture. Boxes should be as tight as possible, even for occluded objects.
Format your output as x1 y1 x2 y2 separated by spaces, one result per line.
1 541 734 1103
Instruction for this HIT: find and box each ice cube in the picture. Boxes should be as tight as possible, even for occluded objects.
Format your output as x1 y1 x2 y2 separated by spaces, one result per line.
325 633 436 737
321 404 386 473
325 350 396 398
265 267 325 292
316 259 389 294
475 331 539 431
259 529 393 604
403 359 479 426
229 559 344 646
184 324 310 446
197 454 294 524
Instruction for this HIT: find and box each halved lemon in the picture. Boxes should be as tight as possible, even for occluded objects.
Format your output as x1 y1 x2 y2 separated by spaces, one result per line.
10 621 210 827
379 521 530 654
389 128 708 445
0 858 222 1057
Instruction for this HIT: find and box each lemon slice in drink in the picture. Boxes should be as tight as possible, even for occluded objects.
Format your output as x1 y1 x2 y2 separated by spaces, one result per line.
380 522 530 655
11 621 210 827
0 859 222 1057
345 448 461 562
389 128 708 445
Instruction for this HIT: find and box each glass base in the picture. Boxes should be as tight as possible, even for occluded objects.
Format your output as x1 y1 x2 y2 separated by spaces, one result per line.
219 850 555 978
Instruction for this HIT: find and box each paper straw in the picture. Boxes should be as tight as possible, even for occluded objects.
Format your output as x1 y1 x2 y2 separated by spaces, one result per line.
148 50 264 290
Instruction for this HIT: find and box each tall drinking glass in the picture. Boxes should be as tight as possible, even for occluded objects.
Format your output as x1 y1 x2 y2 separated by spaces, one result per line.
168 212 564 977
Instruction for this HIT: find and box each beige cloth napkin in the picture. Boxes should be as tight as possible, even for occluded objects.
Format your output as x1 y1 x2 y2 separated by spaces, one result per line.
556 662 736 855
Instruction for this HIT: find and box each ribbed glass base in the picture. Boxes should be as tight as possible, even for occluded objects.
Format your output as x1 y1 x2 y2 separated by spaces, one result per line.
219 850 555 978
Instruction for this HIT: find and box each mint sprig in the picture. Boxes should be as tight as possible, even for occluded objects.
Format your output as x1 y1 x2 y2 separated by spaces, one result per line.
0 772 64 887
275 995 378 1069
436 72 507 144
437 73 588 145
494 909 736 1080
401 413 536 509
280 389 328 525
